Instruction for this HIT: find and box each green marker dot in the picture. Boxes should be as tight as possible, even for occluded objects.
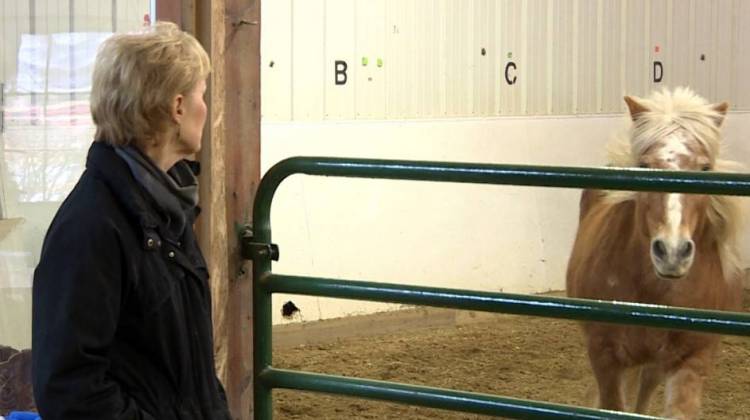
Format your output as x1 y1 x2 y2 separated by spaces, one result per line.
377 58 383 67
362 57 369 66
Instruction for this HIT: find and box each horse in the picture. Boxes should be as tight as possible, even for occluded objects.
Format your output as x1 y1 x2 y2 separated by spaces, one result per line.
566 87 744 419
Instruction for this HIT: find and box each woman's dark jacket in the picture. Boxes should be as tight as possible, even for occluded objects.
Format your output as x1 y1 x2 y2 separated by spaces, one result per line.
32 142 231 420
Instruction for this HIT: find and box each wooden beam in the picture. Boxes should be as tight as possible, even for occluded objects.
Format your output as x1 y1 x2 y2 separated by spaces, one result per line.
154 0 195 32
155 0 181 24
193 0 259 419
223 0 260 416
193 0 230 409
178 0 196 33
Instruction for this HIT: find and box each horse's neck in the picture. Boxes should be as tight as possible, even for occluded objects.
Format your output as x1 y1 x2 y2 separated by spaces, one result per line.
676 223 740 310
589 197 648 263
588 200 663 299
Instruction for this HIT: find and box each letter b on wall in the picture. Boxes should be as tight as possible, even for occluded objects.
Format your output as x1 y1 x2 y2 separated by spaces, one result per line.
335 60 348 85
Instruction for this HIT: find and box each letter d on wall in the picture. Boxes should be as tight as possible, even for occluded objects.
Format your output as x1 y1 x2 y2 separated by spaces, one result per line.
653 61 663 83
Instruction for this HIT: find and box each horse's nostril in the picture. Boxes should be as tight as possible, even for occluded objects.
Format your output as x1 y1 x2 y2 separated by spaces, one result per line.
652 240 668 260
679 241 694 258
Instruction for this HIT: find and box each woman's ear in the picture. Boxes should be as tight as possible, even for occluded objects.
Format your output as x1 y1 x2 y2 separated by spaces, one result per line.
171 94 185 123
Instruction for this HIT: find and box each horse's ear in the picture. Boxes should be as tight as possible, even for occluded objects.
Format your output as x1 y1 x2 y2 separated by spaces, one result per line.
624 96 649 121
711 102 729 127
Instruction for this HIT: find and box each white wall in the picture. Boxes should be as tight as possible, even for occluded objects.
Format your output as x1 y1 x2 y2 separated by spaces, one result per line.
261 0 750 325
262 0 750 121
263 112 750 325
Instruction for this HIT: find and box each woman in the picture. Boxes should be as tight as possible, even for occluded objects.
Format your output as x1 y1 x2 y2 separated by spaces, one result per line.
32 22 231 420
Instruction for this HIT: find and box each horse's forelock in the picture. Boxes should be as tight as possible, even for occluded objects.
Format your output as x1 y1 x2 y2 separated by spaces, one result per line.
607 90 723 168
628 88 723 163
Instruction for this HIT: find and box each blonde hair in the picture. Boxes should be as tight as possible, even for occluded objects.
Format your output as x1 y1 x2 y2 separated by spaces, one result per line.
90 21 210 146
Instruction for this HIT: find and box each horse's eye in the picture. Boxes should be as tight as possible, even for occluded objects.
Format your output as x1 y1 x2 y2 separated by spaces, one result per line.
701 165 711 172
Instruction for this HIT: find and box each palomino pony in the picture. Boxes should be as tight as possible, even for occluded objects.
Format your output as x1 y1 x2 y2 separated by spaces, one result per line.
566 87 743 419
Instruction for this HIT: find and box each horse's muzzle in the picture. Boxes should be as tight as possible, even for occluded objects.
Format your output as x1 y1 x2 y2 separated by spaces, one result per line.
651 238 695 279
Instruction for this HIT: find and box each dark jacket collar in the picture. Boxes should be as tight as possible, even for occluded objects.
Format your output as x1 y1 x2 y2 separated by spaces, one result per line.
86 141 161 230
86 142 203 240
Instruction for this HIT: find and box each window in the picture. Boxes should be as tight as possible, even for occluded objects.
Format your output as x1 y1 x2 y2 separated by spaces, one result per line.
0 0 151 360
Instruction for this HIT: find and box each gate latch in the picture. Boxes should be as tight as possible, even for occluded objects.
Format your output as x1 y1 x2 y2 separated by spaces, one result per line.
240 225 280 261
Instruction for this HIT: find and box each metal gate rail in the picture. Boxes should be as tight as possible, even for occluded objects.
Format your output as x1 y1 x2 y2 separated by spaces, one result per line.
245 157 750 420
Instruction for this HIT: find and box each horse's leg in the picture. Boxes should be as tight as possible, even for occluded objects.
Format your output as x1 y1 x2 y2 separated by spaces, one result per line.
587 338 626 411
663 367 704 420
663 350 713 420
634 364 663 414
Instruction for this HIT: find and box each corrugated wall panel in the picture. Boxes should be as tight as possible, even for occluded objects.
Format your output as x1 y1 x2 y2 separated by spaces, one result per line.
525 0 549 115
600 1 623 112
444 0 473 117
354 0 386 119
259 0 750 121
484 0 498 116
324 0 356 119
576 0 599 113
733 0 750 108
436 0 448 116
550 0 575 115
712 0 733 103
473 0 492 116
463 1 476 116
692 0 712 99
670 0 691 88
496 0 524 115
624 1 647 101
442 0 456 117
384 0 403 118
423 0 442 118
261 0 292 120
648 0 669 92
411 0 424 117
413 0 429 118
292 0 325 120
402 0 418 117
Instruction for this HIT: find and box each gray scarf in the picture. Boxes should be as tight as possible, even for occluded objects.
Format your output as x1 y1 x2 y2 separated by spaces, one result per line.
115 146 199 239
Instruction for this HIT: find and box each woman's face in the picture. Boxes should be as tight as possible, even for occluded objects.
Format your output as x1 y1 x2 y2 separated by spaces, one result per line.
175 79 208 155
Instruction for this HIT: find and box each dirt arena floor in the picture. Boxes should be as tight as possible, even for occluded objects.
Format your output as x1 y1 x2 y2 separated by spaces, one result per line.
273 295 750 419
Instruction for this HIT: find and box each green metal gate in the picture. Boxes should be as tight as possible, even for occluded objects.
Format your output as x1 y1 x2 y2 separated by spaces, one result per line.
243 157 750 419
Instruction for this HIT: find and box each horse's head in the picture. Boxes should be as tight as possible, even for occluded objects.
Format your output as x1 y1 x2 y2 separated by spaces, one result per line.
623 88 728 279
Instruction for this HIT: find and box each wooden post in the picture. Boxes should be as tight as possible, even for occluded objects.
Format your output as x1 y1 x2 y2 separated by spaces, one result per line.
223 1 260 418
193 0 260 419
155 0 181 24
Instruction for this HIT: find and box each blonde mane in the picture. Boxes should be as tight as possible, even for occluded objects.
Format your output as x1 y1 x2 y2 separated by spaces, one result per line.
602 87 743 279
